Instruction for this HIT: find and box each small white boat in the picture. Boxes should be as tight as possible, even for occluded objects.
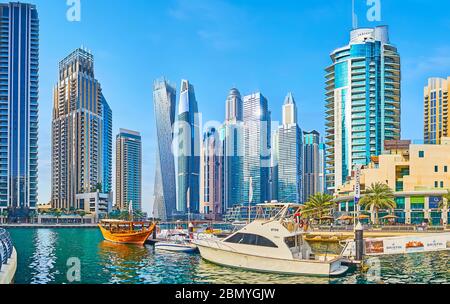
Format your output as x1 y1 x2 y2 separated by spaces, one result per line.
194 203 349 277
155 230 198 253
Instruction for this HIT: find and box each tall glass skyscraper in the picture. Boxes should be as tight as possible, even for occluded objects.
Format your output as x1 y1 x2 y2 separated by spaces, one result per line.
303 130 322 201
277 93 303 204
153 78 177 220
0 3 39 217
102 95 112 195
242 92 271 204
424 77 450 144
177 80 200 215
116 129 142 211
325 26 401 192
52 48 110 210
223 88 243 209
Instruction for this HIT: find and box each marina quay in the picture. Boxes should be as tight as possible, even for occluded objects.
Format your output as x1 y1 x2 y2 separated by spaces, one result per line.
0 229 16 284
335 139 450 226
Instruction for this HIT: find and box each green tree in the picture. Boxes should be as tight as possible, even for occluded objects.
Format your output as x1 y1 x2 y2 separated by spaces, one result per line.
303 193 335 224
1 210 8 224
53 209 62 224
77 210 87 224
359 182 396 225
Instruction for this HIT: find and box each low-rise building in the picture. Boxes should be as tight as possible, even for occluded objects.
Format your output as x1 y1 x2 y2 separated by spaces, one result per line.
336 139 450 225
75 191 113 222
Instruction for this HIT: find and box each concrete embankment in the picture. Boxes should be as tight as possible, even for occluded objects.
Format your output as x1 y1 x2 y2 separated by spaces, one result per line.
0 248 17 284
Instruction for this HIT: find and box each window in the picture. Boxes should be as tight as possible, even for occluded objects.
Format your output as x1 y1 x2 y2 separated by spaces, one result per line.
419 151 425 158
445 166 448 173
435 181 439 188
441 181 444 188
435 166 439 173
224 233 278 248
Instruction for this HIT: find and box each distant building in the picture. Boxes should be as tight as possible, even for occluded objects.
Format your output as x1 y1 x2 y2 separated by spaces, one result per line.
325 26 401 193
75 191 112 222
116 129 142 211
277 93 303 204
424 77 450 144
336 139 450 225
223 89 244 210
0 3 39 218
242 92 271 204
303 130 324 201
102 96 113 195
200 127 224 220
177 80 200 215
152 79 177 221
52 48 109 210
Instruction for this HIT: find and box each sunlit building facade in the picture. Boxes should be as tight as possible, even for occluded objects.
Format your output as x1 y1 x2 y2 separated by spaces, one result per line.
325 26 401 193
0 3 39 217
424 77 450 144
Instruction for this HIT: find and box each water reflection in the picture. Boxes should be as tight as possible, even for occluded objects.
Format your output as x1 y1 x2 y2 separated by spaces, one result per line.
29 229 58 284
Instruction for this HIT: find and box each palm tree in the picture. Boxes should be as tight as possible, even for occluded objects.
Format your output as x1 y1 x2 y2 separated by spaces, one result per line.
77 210 87 224
303 193 335 224
53 209 62 224
0 210 8 224
439 190 450 211
359 182 396 225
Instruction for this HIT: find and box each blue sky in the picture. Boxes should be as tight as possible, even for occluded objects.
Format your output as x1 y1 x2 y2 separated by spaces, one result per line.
5 0 450 213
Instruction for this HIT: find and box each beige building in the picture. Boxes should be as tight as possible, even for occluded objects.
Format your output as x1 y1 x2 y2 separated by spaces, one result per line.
336 140 450 225
424 77 450 144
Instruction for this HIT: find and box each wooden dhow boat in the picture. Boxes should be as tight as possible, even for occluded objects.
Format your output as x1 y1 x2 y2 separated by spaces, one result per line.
99 220 156 245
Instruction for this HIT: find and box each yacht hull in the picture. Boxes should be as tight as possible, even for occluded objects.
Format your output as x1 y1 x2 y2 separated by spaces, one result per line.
196 242 348 277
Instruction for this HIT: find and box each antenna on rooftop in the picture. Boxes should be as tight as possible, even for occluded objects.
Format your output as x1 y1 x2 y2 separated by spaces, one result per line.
352 0 358 29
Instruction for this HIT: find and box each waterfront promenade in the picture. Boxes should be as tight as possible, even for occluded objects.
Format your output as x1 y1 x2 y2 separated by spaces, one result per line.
0 228 17 284
0 224 98 229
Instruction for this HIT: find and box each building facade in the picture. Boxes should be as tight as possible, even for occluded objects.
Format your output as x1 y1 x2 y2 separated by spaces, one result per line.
177 80 200 215
336 139 450 226
277 93 303 204
424 77 450 144
200 127 224 220
152 78 177 220
303 130 322 201
242 92 271 205
223 88 244 209
0 3 39 217
75 191 112 222
102 96 112 194
325 26 401 193
52 49 108 210
115 129 142 211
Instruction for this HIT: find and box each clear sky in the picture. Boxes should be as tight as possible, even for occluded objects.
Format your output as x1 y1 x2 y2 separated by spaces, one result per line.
5 0 450 214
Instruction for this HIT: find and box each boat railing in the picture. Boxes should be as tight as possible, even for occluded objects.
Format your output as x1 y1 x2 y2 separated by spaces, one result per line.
0 228 13 272
199 238 238 253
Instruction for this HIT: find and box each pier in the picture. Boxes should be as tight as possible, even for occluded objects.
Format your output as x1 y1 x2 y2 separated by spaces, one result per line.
0 228 16 284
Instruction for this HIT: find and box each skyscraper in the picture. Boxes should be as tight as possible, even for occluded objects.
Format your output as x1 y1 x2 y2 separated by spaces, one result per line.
242 92 271 204
152 78 177 220
200 127 224 220
277 93 303 204
223 88 244 209
424 77 450 144
116 129 142 211
325 26 401 192
102 95 113 194
177 80 200 215
303 130 322 201
0 3 39 217
52 48 108 210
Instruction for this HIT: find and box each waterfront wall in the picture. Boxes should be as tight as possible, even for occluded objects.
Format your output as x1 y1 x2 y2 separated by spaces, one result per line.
0 248 16 284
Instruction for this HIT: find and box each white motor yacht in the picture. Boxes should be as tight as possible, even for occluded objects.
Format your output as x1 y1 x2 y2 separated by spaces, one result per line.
194 203 349 277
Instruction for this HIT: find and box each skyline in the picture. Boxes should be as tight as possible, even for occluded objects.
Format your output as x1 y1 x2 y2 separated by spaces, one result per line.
6 0 450 214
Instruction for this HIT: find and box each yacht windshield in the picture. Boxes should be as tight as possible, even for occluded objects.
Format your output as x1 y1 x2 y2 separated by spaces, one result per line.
224 233 278 248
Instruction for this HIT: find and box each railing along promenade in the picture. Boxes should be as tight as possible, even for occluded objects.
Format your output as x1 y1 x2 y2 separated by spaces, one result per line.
0 228 16 284
312 225 450 233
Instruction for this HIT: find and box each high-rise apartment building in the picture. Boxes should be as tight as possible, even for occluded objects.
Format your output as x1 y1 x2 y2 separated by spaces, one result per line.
424 77 450 144
303 130 322 201
115 129 142 211
177 80 200 215
325 26 401 192
277 93 303 204
242 92 271 204
52 49 110 210
102 96 112 194
223 88 244 209
0 3 39 217
152 78 177 220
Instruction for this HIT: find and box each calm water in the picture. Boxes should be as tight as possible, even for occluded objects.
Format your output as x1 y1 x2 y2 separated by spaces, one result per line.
7 228 450 284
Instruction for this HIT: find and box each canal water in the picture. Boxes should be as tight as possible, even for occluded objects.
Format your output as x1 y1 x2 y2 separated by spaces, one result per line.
7 228 449 284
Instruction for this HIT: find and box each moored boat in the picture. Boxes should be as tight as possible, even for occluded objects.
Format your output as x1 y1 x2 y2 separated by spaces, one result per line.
98 220 156 245
155 228 198 253
194 203 349 277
